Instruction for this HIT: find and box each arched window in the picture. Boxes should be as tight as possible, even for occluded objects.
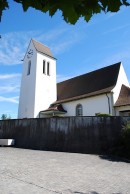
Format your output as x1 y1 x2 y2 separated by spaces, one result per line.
76 104 83 116
43 60 46 74
47 62 50 75
27 60 31 75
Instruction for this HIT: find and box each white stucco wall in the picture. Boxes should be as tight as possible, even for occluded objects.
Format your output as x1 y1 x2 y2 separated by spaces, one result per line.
115 106 130 116
112 63 129 104
18 40 57 118
62 64 129 117
18 41 37 118
62 93 113 116
34 53 57 118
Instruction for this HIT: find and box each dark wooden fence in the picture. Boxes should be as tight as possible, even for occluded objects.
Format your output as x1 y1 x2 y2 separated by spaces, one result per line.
0 116 129 154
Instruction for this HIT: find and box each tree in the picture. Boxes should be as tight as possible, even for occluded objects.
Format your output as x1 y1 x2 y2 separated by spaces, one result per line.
1 114 7 120
1 114 11 120
0 0 130 24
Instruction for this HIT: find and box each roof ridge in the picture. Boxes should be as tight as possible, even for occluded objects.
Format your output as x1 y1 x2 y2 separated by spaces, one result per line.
57 62 121 102
31 39 55 59
121 84 130 90
32 39 50 49
58 62 121 84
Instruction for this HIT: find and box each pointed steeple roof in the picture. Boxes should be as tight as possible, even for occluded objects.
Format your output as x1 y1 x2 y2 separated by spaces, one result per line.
32 39 55 59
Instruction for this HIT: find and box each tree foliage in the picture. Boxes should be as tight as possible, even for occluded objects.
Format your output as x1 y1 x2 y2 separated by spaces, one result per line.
110 120 130 159
0 0 130 24
1 114 11 120
122 120 130 150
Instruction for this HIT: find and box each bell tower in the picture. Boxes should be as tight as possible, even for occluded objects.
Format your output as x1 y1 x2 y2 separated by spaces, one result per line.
18 39 57 118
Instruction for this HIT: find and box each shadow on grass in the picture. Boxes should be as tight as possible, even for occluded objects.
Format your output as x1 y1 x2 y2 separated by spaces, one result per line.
99 155 130 163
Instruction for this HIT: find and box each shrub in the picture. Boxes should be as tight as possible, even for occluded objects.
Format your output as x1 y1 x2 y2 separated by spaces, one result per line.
122 120 130 150
112 120 130 159
96 113 112 117
1 114 11 120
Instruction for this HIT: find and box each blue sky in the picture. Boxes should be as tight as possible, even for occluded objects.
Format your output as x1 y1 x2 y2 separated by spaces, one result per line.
0 1 130 119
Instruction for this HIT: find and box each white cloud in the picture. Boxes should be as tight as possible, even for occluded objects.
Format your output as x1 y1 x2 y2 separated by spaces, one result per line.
50 30 82 55
0 85 19 93
37 27 82 55
0 96 19 103
0 73 21 95
104 50 130 65
51 38 79 55
37 28 68 43
0 31 38 65
91 49 130 71
103 23 130 35
0 27 83 65
0 73 21 79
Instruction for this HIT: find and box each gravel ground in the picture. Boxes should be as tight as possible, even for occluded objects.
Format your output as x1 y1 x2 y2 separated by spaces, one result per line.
0 147 130 194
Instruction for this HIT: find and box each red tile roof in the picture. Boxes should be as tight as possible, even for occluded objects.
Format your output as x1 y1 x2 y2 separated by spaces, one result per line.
41 104 67 113
32 39 55 59
115 85 130 107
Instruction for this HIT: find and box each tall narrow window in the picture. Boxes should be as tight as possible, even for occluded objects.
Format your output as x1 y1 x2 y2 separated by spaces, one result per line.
27 60 31 75
47 62 50 75
76 104 83 116
43 60 46 74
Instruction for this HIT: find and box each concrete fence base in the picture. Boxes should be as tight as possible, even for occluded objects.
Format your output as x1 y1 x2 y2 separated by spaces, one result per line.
0 139 15 146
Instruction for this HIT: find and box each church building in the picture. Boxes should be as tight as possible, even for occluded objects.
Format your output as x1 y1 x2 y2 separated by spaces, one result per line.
18 39 130 118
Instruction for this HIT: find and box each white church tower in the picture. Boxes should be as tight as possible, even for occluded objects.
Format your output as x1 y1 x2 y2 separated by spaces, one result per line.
18 39 57 118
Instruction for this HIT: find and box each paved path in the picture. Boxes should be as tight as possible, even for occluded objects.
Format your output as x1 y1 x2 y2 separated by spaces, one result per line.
0 148 130 194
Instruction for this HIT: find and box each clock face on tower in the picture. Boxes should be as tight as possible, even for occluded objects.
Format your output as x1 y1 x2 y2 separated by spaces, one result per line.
27 49 33 59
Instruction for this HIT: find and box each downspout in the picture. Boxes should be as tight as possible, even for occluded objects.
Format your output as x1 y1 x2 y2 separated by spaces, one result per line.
111 92 116 116
106 93 111 114
39 111 41 118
